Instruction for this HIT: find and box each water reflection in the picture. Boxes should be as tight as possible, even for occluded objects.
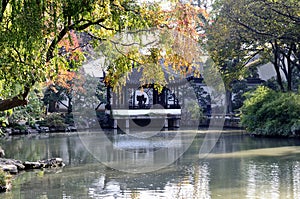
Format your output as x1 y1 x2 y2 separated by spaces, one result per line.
0 134 96 166
245 162 280 199
84 162 211 199
164 162 211 199
79 130 197 173
238 159 300 199
1 131 300 198
293 162 300 199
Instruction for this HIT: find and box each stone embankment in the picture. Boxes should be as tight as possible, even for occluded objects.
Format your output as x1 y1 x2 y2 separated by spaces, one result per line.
0 156 64 192
0 157 65 174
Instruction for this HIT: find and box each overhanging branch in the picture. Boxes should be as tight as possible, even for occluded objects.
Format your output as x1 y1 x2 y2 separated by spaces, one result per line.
46 18 107 62
0 82 32 111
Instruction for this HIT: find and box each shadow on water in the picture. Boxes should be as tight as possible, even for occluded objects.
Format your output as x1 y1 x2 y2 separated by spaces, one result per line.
1 129 300 198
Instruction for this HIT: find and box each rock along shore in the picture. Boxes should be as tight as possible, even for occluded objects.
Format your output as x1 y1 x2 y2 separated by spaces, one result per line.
0 157 65 192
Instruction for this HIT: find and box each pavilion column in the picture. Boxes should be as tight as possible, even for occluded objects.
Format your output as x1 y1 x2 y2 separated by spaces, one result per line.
176 86 179 107
165 88 168 108
164 119 168 128
111 91 116 108
125 119 129 129
124 87 128 108
174 119 180 128
114 119 118 129
133 90 136 108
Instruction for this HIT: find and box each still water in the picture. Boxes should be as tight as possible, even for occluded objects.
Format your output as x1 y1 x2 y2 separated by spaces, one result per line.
1 129 300 199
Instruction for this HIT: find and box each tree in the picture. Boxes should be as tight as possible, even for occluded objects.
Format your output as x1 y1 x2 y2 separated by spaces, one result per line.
43 31 83 114
8 88 44 126
0 0 209 112
98 2 208 93
0 0 161 111
206 0 300 92
43 70 78 114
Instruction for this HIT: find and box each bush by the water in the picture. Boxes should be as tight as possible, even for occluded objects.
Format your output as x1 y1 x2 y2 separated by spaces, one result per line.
0 170 11 191
37 113 67 129
241 86 300 137
0 170 6 187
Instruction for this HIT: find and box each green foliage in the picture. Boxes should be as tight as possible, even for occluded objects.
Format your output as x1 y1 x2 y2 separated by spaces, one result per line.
9 90 44 126
231 80 251 111
241 86 300 137
39 113 66 129
0 170 7 186
0 109 13 135
263 77 281 91
95 81 107 105
206 0 300 91
0 0 163 111
186 101 204 120
0 110 12 127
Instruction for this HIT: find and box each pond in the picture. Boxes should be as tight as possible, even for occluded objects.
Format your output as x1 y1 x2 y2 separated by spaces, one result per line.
1 129 300 199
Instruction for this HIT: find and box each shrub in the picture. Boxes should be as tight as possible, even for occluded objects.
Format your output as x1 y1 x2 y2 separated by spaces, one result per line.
186 101 204 120
0 170 7 187
8 91 44 126
241 86 300 137
39 113 67 129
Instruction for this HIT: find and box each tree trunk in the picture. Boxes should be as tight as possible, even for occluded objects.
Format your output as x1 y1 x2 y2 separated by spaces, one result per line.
0 85 31 111
271 41 285 91
67 95 72 114
286 43 294 91
225 89 232 114
0 97 28 111
47 101 57 113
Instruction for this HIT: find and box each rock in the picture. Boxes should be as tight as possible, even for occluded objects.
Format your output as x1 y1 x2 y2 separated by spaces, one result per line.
0 158 25 170
23 161 42 170
39 158 65 168
39 126 50 133
5 128 12 135
11 160 25 170
0 157 64 174
27 128 39 134
65 126 77 132
0 157 64 193
0 185 7 193
0 164 18 174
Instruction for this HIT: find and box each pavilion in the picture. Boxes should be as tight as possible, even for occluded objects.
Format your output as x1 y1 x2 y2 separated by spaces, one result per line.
104 67 188 129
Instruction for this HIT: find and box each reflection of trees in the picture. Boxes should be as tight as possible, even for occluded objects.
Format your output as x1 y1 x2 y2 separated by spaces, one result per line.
0 134 94 166
3 133 300 198
243 160 300 199
1 137 48 161
163 162 211 199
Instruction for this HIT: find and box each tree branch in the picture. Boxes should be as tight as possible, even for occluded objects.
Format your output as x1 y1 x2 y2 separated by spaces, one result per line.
0 97 28 111
12 44 25 64
225 10 295 42
46 27 70 62
46 18 107 62
0 82 33 111
258 0 300 24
